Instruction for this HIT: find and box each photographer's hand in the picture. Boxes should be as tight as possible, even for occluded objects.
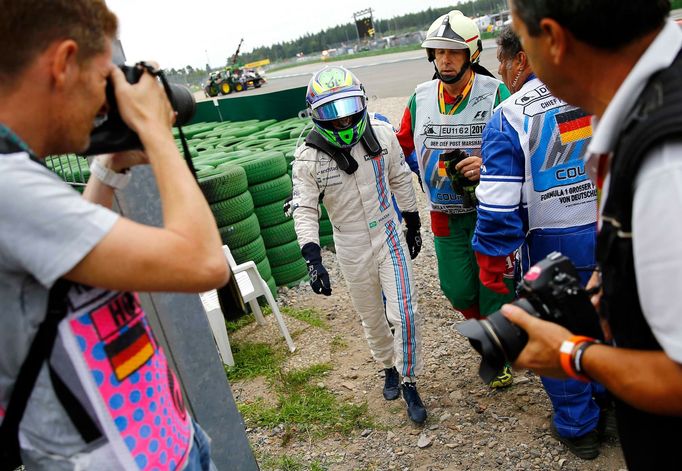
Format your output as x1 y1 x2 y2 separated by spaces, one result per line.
455 155 482 182
109 64 175 138
501 303 572 378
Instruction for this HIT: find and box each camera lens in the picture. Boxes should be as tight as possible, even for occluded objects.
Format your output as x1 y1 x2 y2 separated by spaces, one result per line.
455 298 535 383
168 84 196 126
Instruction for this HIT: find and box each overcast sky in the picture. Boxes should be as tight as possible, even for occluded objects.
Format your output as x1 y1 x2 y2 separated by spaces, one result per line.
105 0 461 70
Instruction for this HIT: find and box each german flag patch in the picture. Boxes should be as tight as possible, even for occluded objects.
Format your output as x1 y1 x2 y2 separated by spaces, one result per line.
104 321 154 381
555 109 592 145
437 158 448 177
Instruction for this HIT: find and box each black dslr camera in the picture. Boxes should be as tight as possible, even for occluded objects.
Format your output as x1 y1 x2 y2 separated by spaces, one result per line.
456 252 602 383
84 62 196 155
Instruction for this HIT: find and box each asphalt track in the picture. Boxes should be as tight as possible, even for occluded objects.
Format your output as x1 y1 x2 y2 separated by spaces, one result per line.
197 39 501 102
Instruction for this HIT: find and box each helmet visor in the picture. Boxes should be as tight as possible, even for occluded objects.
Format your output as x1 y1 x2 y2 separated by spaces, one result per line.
312 96 366 121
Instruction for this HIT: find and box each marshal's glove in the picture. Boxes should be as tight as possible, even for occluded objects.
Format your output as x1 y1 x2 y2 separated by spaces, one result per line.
441 149 478 208
476 252 514 295
401 211 422 260
301 242 332 296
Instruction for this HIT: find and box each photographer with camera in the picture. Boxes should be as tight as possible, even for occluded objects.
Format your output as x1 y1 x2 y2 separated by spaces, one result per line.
0 1 228 469
498 0 682 468
470 25 606 459
396 10 514 388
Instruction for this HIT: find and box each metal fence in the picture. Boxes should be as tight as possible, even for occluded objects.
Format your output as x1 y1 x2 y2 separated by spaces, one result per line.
45 154 90 191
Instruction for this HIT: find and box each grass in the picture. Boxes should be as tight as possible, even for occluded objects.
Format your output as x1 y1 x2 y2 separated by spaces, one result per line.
330 334 348 352
238 363 373 438
257 454 328 471
225 342 286 381
226 305 327 333
281 306 328 330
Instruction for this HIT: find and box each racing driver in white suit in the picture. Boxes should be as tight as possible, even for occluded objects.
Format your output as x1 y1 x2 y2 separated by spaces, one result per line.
290 66 427 424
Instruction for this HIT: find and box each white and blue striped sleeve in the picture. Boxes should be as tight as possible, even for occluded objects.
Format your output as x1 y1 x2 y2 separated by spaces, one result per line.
472 110 526 257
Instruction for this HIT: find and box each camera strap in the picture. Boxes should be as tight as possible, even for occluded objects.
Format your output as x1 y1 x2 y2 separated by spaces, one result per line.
137 63 198 181
0 280 95 469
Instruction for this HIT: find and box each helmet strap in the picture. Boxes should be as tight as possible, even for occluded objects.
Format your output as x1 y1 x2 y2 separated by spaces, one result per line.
360 118 382 157
305 129 358 175
435 61 470 85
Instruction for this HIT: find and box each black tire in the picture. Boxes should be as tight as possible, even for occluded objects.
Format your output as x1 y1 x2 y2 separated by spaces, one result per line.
199 165 248 203
261 219 297 248
271 258 308 286
220 82 232 95
219 212 261 248
249 174 292 207
266 240 302 267
210 191 254 227
235 82 244 92
231 235 267 265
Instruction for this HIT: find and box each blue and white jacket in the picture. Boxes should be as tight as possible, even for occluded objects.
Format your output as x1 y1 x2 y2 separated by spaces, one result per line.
472 75 598 281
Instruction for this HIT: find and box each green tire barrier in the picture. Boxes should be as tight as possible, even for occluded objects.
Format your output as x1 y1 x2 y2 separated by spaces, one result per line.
196 167 224 179
231 235 267 265
253 199 290 228
213 136 244 150
256 256 272 282
249 174 292 207
219 212 260 248
271 257 308 286
210 191 254 227
261 219 296 249
319 234 335 248
319 218 333 236
266 276 278 299
233 138 281 151
266 239 302 267
198 165 248 203
231 151 287 186
221 125 260 138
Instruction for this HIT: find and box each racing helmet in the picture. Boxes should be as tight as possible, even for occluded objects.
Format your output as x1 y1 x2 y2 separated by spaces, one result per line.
306 66 368 149
422 10 482 64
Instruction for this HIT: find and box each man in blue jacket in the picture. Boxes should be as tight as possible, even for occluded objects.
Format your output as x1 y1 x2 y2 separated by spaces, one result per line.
472 26 605 459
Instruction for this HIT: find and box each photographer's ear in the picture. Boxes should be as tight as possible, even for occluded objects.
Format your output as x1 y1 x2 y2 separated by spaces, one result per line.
51 39 80 89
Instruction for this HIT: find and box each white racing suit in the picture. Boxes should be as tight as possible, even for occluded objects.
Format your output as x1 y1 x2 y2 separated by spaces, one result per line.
291 118 422 379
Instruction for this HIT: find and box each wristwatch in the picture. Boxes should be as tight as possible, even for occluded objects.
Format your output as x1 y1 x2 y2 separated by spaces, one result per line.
90 157 131 190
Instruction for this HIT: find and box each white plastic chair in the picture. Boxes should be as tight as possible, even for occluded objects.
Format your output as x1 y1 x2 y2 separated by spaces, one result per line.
199 245 296 366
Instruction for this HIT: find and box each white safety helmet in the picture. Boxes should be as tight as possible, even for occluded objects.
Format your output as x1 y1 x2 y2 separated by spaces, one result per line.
422 10 482 64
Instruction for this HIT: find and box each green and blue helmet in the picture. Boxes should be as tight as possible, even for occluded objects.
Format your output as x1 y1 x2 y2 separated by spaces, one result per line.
306 66 368 149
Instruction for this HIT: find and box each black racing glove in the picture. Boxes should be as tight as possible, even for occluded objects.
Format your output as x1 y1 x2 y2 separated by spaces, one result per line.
441 149 477 208
283 195 294 218
401 211 422 260
301 242 332 296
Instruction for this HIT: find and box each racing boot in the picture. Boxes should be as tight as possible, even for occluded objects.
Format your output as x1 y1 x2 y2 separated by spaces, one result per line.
550 417 600 460
383 367 400 400
489 364 513 389
401 381 427 424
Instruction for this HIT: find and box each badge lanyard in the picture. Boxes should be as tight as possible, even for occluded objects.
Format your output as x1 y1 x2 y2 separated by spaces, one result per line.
438 72 475 115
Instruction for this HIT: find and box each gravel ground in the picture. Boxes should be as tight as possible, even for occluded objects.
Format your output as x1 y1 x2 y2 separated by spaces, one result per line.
228 97 627 471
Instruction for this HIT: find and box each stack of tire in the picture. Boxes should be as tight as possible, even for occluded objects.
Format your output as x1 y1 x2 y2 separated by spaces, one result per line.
234 152 309 288
318 204 334 249
196 163 279 297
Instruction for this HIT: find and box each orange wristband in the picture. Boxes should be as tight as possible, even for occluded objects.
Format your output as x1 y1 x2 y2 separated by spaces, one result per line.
559 335 595 382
